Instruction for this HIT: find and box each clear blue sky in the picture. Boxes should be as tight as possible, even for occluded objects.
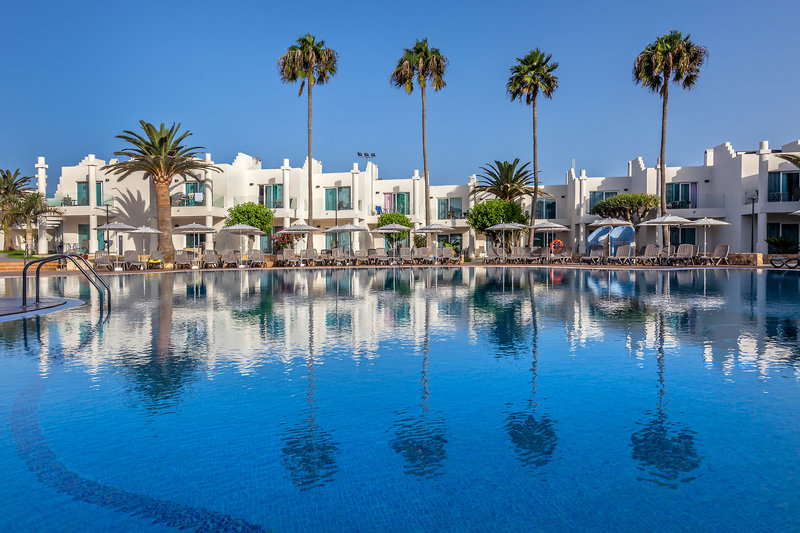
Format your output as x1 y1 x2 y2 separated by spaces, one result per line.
2 0 799 195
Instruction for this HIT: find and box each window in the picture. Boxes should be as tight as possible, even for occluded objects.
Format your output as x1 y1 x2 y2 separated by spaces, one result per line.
186 233 206 248
97 230 105 251
384 192 409 215
260 226 283 253
589 191 617 211
437 197 463 219
535 198 556 219
78 224 90 252
436 233 463 252
96 182 103 207
669 227 696 245
666 182 697 209
185 181 205 206
259 184 284 208
325 232 351 250
77 182 89 206
766 223 799 252
768 172 800 202
325 186 351 210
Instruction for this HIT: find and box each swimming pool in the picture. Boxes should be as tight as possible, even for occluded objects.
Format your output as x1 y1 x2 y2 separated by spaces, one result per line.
1 267 799 532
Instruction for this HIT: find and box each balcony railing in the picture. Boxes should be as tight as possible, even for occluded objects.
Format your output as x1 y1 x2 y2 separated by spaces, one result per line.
171 194 208 207
768 191 800 203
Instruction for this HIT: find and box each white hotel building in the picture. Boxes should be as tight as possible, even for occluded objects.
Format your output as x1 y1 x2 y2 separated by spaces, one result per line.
11 137 800 258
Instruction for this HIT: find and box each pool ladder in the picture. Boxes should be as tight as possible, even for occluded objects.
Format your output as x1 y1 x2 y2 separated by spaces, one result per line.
22 253 111 312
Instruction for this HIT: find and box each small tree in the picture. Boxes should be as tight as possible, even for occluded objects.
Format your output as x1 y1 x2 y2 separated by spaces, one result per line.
590 193 659 226
413 234 427 248
377 212 413 247
226 202 275 252
466 199 529 248
11 192 62 255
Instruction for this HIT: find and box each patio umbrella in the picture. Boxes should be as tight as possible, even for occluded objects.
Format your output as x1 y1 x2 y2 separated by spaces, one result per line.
371 224 412 259
222 223 262 257
95 221 136 254
685 217 730 255
416 223 450 262
322 223 367 251
276 221 318 256
532 221 569 252
127 226 162 254
638 215 691 251
487 222 526 262
175 223 216 259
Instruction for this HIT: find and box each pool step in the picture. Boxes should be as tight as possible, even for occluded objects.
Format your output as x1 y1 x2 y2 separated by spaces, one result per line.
0 261 61 273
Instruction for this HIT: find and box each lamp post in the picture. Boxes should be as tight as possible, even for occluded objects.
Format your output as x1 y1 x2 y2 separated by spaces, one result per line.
357 152 376 166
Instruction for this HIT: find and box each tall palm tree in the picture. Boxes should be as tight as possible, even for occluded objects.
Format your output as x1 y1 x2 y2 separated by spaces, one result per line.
0 169 33 250
472 159 551 202
11 192 61 254
507 49 559 240
278 34 338 228
391 38 448 229
102 121 220 261
634 30 708 248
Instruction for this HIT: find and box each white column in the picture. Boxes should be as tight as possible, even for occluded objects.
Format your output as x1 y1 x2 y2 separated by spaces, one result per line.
578 170 587 253
281 159 290 213
205 215 214 250
35 156 49 254
87 154 98 254
351 162 359 213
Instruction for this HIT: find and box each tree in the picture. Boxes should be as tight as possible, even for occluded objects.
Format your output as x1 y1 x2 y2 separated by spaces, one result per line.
465 199 529 248
391 38 447 230
225 202 274 233
377 212 413 246
11 192 62 254
0 169 33 250
278 34 338 229
590 193 660 226
507 49 559 240
633 30 708 248
472 159 551 202
102 121 220 262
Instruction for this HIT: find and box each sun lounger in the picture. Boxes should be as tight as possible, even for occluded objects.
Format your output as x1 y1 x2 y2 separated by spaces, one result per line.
413 247 429 264
201 250 219 268
374 248 391 265
698 244 730 266
580 246 605 265
221 249 239 268
353 250 368 265
147 250 164 269
247 249 266 267
330 248 348 266
634 244 659 265
440 247 460 264
665 244 695 266
607 244 634 265
93 251 113 271
399 247 413 265
550 248 572 264
485 247 503 264
174 250 192 269
123 250 146 271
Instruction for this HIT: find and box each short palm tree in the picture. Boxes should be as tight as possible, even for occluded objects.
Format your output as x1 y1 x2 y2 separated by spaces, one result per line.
278 33 338 228
102 121 220 261
0 169 33 250
391 38 447 229
472 159 551 203
507 49 558 235
11 192 62 254
634 30 708 247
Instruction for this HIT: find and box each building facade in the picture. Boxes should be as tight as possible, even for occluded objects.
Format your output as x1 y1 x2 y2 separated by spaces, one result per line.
6 138 800 257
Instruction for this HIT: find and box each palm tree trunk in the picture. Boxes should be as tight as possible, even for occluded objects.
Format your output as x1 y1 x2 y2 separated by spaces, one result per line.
421 85 431 237
529 97 539 246
307 80 314 231
25 218 33 255
154 181 176 262
2 222 12 251
660 84 669 249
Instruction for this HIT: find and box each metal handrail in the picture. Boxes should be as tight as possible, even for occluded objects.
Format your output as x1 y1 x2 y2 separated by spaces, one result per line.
22 253 111 312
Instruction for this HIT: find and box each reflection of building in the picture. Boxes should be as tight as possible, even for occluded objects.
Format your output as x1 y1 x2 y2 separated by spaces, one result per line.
7 138 799 256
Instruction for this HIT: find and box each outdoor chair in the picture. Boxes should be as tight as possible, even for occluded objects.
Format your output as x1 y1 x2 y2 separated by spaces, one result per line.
201 250 219 268
485 247 502 264
285 250 301 267
634 244 659 265
508 247 525 264
526 246 543 264
305 248 324 266
93 251 113 271
247 249 266 267
353 250 368 265
580 246 605 265
123 250 146 271
400 246 413 265
367 248 378 265
147 250 164 269
221 249 239 268
174 250 192 269
441 247 460 264
699 244 730 266
413 247 429 264
658 245 676 265
550 248 572 264
692 245 701 265
330 248 347 266
607 244 634 265
374 248 391 265
665 244 695 266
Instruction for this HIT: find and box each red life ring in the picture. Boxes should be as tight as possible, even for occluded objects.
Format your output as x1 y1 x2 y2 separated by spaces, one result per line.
550 239 564 253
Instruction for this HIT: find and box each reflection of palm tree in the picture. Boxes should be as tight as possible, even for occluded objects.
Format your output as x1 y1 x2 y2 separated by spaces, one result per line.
631 311 701 488
280 285 338 489
390 286 447 478
472 271 527 357
122 274 201 406
505 272 557 471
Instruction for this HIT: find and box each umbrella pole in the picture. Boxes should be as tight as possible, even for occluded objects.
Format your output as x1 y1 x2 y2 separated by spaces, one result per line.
704 226 708 256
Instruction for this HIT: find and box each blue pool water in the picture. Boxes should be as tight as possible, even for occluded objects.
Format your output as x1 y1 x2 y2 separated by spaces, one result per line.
1 267 799 532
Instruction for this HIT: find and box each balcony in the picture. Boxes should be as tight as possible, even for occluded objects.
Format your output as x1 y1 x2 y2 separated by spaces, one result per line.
768 191 800 203
171 194 207 207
